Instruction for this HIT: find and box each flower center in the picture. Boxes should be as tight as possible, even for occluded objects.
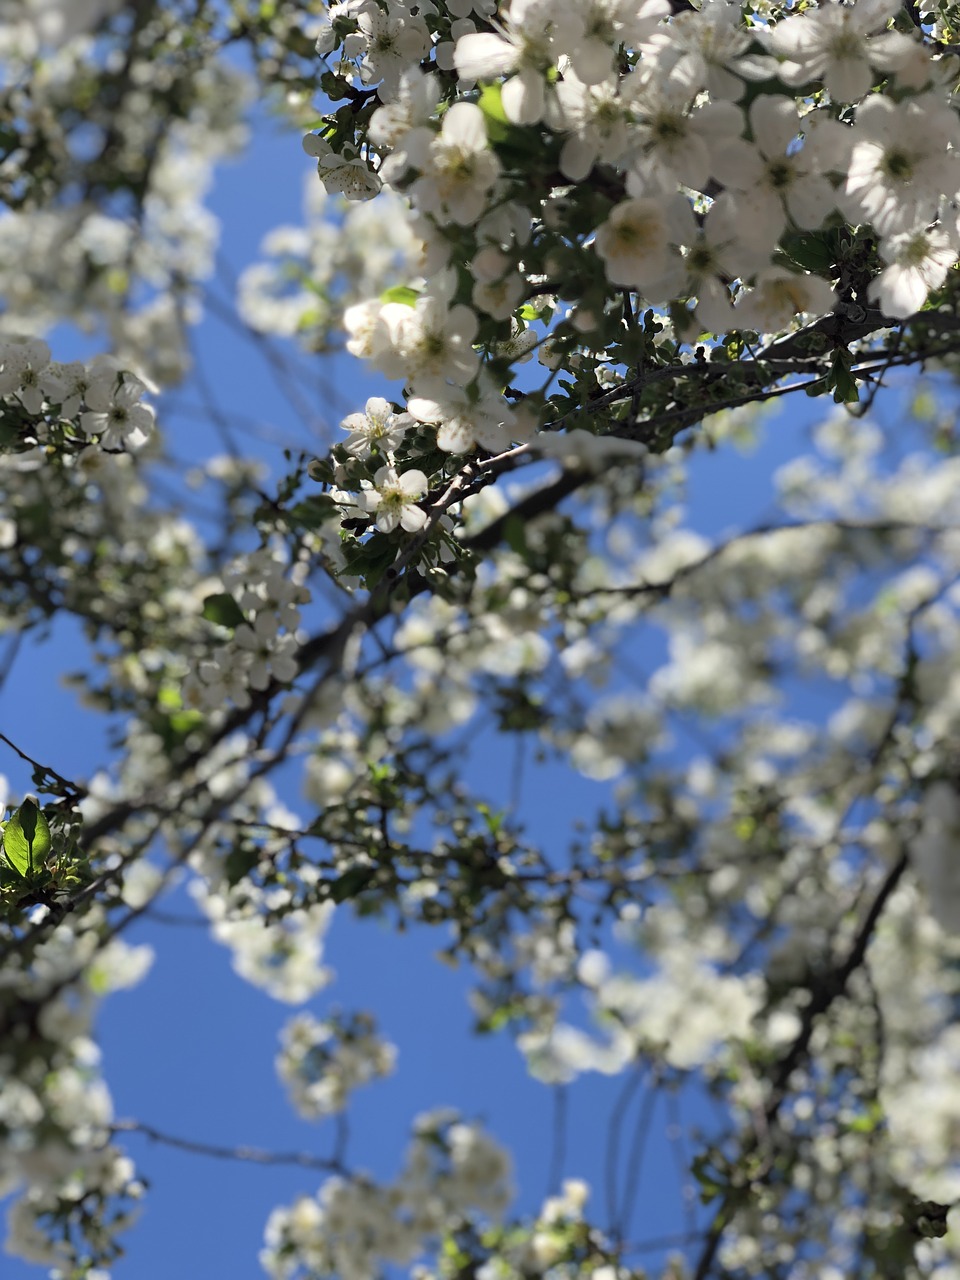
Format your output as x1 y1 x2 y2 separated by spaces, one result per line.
881 149 913 182
765 158 795 191
652 112 686 144
829 29 865 61
687 242 716 274
902 233 932 268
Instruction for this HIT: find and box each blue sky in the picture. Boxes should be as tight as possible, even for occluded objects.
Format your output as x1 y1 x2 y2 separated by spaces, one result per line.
0 103 849 1280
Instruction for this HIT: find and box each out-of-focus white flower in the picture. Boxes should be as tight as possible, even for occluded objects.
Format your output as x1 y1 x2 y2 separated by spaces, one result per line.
911 782 960 933
404 102 501 227
765 0 906 102
79 374 155 450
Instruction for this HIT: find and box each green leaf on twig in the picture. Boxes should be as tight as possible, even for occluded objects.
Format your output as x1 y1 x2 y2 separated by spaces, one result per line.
2 799 51 879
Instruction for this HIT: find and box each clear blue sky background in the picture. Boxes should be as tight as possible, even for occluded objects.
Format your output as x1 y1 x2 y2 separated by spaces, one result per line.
0 104 851 1279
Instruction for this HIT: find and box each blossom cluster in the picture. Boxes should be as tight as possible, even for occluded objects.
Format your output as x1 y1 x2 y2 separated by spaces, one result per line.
261 1111 512 1279
183 546 310 711
0 876 152 1274
302 0 960 523
0 337 156 454
0 9 251 387
5 2 960 1277
276 1010 397 1118
238 180 422 350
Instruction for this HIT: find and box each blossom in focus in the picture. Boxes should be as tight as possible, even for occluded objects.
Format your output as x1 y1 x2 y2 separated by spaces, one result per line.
339 396 413 459
356 4 430 95
362 465 429 532
710 96 840 243
303 133 381 201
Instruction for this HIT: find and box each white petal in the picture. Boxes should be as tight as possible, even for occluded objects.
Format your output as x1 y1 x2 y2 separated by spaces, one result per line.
442 101 487 150
437 417 476 453
750 96 799 158
454 32 518 80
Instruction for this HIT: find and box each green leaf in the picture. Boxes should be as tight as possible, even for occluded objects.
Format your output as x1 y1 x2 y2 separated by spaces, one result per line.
476 82 531 148
157 683 182 712
380 285 420 307
476 802 505 836
339 534 399 585
477 82 509 126
828 352 860 405
781 230 838 273
3 800 51 879
169 709 205 737
201 593 246 628
329 867 376 902
224 844 260 888
288 494 338 530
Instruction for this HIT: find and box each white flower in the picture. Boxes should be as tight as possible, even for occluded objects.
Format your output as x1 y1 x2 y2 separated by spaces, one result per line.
624 81 743 194
454 0 556 124
711 97 839 241
356 4 430 95
765 0 904 102
305 134 382 201
234 612 300 689
843 94 960 236
368 69 440 150
0 336 51 414
554 0 669 87
594 196 673 289
548 72 632 183
207 899 335 1004
277 1012 396 1119
362 465 429 532
407 375 514 454
675 194 761 329
387 286 480 390
642 0 751 100
40 360 89 418
343 298 389 362
405 102 501 226
24 0 123 42
470 247 525 319
339 396 413 458
79 374 155 449
871 223 959 317
736 268 836 332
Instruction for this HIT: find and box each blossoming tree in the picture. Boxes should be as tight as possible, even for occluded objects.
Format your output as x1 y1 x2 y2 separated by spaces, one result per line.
1 0 960 1276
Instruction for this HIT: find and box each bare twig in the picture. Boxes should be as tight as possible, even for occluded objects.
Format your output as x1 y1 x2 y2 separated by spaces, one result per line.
112 1118 344 1174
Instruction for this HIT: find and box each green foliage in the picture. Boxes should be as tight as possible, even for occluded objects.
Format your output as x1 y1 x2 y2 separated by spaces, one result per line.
2 798 51 879
201 592 247 628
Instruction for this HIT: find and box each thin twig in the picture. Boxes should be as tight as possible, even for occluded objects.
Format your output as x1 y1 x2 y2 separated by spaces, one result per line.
0 730 85 798
546 1085 568 1198
112 1119 343 1174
